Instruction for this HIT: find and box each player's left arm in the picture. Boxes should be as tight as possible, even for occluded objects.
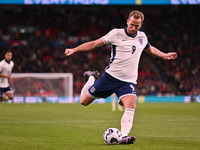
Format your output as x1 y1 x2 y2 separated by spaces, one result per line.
144 45 177 60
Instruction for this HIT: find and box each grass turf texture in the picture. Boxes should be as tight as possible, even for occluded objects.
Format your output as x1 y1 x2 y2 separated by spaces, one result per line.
0 103 200 150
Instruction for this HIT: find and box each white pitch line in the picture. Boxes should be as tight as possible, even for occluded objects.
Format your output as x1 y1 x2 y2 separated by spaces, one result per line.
0 120 119 124
0 119 199 124
165 118 200 122
137 118 200 122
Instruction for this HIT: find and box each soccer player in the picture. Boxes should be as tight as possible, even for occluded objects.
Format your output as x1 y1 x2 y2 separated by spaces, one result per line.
0 51 14 103
65 10 177 144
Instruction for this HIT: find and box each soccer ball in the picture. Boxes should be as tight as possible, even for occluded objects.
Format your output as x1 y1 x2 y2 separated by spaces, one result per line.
103 128 122 145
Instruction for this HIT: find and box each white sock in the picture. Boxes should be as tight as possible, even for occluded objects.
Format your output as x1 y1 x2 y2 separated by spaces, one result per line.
121 108 135 137
80 76 95 97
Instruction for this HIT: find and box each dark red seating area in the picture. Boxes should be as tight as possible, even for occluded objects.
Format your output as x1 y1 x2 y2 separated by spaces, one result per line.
0 5 199 96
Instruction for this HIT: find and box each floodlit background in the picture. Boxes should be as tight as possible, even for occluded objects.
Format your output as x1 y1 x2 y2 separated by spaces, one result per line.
0 2 199 103
0 2 200 150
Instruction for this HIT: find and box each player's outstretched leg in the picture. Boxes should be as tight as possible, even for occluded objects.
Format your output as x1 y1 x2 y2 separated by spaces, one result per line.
80 70 100 106
80 70 100 100
120 136 136 144
81 70 100 97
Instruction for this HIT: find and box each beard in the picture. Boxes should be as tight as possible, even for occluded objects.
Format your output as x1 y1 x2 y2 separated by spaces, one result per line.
128 30 136 36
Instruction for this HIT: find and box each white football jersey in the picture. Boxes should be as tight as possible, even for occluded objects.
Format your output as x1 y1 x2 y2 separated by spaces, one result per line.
101 28 149 84
0 59 14 87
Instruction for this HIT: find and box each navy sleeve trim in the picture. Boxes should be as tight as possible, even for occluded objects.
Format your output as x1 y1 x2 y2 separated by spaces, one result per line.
144 42 150 49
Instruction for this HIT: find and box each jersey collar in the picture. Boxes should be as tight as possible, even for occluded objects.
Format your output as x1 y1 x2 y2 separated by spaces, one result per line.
124 26 137 38
5 59 10 64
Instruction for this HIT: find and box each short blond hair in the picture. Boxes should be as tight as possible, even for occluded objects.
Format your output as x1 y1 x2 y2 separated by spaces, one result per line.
128 10 144 22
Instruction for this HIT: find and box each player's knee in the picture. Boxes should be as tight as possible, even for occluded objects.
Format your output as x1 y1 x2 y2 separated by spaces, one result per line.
125 103 136 109
130 101 136 109
0 97 3 102
80 94 93 106
6 94 13 100
80 100 89 106
80 97 88 106
7 96 13 99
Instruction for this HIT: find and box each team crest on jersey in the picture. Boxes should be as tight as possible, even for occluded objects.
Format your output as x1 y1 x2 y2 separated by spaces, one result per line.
139 38 143 45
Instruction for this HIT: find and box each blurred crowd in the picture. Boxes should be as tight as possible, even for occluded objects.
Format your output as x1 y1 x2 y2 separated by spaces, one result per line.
0 5 199 96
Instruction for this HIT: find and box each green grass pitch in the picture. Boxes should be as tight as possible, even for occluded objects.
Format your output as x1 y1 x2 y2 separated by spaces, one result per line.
0 103 200 150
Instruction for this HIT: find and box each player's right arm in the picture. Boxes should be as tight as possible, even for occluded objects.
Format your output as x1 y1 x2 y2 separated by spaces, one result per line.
0 62 11 80
65 38 104 56
0 62 9 79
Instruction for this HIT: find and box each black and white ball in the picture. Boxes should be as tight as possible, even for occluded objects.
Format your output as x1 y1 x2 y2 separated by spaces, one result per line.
103 128 122 145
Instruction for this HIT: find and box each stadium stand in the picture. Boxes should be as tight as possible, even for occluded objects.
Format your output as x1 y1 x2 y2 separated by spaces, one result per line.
0 5 199 96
